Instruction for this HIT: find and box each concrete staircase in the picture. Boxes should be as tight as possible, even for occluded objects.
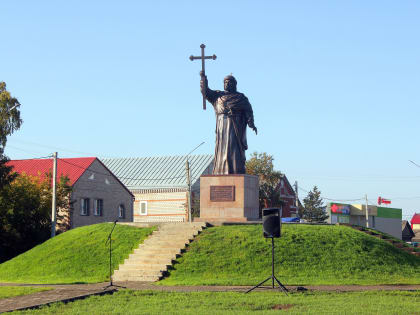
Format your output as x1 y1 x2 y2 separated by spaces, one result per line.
113 222 207 282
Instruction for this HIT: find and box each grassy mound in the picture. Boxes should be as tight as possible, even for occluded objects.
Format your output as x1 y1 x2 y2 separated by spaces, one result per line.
161 224 420 285
0 223 155 284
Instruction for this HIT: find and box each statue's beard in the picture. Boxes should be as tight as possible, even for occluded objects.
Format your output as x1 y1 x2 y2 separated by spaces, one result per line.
224 86 236 93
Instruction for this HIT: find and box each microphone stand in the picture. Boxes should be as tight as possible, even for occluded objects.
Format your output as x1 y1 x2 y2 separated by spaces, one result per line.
104 219 125 290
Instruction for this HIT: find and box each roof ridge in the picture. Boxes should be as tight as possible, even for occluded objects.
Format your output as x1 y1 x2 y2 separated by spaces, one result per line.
100 153 213 160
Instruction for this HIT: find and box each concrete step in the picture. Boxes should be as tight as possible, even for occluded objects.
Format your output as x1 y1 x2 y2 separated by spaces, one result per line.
156 229 201 235
138 242 188 249
113 274 160 282
158 225 204 231
128 252 177 260
133 248 181 255
159 222 206 227
142 240 190 247
153 230 199 237
125 275 161 282
145 235 193 242
124 257 173 265
118 263 168 271
114 269 162 278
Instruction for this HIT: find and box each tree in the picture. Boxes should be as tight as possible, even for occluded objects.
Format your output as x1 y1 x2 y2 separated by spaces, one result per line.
302 186 329 222
0 82 22 155
0 173 72 262
245 152 283 216
0 156 17 190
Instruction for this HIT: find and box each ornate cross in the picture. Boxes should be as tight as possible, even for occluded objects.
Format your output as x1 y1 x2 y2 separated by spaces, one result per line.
189 44 217 110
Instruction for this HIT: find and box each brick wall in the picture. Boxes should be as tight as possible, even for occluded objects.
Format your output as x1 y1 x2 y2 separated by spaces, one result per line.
132 189 187 222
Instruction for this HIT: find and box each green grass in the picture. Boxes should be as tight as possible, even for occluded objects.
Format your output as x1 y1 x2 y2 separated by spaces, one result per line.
0 223 155 284
0 286 52 299
10 290 420 314
160 224 420 285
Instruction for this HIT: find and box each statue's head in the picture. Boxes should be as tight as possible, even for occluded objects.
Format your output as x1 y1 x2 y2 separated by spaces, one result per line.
224 75 237 93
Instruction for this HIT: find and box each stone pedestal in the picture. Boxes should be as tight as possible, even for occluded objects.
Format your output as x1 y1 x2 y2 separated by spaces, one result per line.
196 174 259 223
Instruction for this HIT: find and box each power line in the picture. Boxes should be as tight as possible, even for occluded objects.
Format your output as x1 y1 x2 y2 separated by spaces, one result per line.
11 155 54 160
409 160 420 168
298 186 364 202
5 144 50 156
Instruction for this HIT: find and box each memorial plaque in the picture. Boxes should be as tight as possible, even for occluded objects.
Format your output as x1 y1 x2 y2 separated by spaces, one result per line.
210 185 235 202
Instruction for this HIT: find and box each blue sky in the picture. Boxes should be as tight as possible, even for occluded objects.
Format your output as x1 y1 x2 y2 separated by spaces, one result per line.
1 1 420 219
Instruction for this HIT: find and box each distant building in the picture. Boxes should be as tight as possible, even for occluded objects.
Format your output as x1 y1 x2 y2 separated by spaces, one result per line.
411 213 420 231
402 220 415 242
8 157 134 230
277 175 298 217
326 203 402 239
101 155 213 223
411 213 420 242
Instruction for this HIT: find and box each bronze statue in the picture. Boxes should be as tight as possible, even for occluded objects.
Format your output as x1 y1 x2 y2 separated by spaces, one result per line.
200 72 257 175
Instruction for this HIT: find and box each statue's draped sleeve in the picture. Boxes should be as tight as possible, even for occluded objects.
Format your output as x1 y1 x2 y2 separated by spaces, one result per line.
243 96 256 129
202 87 220 105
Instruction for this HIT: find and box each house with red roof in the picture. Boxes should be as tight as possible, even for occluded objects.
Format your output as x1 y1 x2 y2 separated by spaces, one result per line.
277 174 298 217
8 157 134 230
411 213 420 242
411 213 420 231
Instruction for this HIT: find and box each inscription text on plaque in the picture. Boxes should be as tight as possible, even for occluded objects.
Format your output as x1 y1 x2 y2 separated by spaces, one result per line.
210 185 235 202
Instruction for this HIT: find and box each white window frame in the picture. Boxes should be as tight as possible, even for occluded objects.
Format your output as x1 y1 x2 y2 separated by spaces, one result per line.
118 204 125 219
94 199 103 216
140 201 148 216
80 198 90 216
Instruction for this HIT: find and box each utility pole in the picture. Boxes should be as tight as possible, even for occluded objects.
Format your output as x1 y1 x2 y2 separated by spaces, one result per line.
51 152 58 237
365 194 369 228
184 142 205 223
186 160 192 223
294 181 299 217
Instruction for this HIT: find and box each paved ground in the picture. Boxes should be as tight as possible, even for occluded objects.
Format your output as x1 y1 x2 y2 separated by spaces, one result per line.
1 282 419 313
0 284 115 313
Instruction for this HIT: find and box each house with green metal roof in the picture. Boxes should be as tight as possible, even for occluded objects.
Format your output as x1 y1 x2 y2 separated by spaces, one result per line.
101 154 213 223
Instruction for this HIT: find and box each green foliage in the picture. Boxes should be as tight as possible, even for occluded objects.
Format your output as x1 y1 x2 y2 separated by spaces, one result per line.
0 286 52 299
190 194 200 218
0 173 72 262
160 225 420 286
302 186 328 222
10 290 420 315
0 82 22 155
0 156 16 190
0 223 155 284
246 152 283 213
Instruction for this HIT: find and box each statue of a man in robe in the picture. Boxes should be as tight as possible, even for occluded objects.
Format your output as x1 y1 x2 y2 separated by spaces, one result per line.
200 72 257 175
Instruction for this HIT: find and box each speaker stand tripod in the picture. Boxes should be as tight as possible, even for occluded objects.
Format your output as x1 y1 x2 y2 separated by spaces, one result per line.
246 237 288 294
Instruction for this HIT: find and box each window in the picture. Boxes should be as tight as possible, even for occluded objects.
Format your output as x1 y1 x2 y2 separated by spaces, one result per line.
94 199 103 216
140 201 147 215
80 198 90 216
118 204 125 218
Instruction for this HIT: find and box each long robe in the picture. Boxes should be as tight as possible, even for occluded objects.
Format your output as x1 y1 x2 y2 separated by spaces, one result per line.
205 88 255 175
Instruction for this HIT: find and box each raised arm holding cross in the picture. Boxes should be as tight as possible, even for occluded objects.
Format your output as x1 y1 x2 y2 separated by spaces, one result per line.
189 44 216 110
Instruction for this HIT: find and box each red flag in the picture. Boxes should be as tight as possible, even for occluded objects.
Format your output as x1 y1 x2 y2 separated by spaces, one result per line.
378 196 391 205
